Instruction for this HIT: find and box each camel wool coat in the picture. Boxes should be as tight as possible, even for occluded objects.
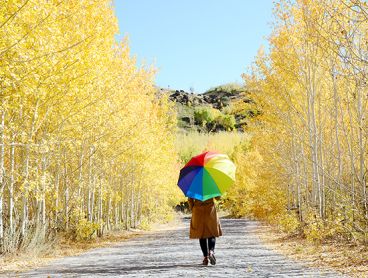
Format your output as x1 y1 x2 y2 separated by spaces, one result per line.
188 198 222 239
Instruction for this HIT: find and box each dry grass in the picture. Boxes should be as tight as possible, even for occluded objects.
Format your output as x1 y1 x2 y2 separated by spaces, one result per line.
254 223 368 277
0 216 185 275
176 131 247 163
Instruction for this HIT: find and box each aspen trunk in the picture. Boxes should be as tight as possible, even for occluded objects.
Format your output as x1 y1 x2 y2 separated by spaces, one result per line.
332 67 342 190
306 54 322 217
319 120 326 219
137 190 142 225
114 198 118 227
98 179 102 232
136 173 143 225
317 89 325 219
345 87 357 209
107 195 111 231
300 141 309 208
9 141 15 236
356 84 367 217
120 177 124 224
87 146 94 222
78 145 84 203
41 149 47 234
21 144 30 237
294 144 302 220
125 176 129 229
63 149 69 230
0 110 5 244
91 176 95 222
311 87 322 218
130 175 135 228
54 148 60 229
34 157 40 224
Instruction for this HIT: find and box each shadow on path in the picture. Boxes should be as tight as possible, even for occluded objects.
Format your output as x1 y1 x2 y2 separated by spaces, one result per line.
8 218 346 278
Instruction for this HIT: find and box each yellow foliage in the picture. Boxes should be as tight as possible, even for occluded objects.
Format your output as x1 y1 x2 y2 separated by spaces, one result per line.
235 0 368 243
303 210 326 242
0 0 181 250
76 219 100 241
223 138 287 221
278 213 300 234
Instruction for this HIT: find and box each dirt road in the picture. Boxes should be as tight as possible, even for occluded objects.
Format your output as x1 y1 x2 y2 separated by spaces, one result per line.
15 218 345 277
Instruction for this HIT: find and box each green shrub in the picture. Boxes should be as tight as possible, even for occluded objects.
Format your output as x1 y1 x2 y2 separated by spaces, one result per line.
194 106 220 126
205 83 245 95
216 114 236 131
75 218 100 240
278 213 300 233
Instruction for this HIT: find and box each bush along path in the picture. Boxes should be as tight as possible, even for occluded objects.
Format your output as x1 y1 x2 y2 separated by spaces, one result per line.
12 219 345 277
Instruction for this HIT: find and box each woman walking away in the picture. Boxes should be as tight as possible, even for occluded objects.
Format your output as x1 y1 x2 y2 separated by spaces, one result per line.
188 197 222 266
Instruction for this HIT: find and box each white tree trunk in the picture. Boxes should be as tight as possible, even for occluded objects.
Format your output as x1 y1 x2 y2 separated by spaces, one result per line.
21 144 30 237
54 147 60 229
41 150 47 234
78 145 84 203
0 110 5 243
87 146 94 222
63 149 69 230
356 84 367 217
9 141 15 236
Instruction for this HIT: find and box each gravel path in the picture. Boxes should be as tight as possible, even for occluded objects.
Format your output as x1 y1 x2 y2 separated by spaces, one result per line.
10 218 345 277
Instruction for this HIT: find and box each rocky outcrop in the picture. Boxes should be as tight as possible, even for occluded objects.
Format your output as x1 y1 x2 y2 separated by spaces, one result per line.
166 89 247 109
168 90 206 106
158 86 253 133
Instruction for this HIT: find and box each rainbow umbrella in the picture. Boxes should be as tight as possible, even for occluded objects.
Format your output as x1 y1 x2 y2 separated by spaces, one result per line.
178 151 236 201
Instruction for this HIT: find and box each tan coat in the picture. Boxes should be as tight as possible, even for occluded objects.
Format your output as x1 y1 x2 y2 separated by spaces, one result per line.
188 198 222 239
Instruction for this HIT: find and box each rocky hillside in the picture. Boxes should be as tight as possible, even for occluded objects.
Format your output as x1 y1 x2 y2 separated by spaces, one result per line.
159 83 256 133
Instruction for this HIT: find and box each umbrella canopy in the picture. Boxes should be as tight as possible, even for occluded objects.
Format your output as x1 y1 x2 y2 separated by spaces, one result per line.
178 151 236 201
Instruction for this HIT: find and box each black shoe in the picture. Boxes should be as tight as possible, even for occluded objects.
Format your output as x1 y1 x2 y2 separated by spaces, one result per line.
209 251 216 265
202 256 209 266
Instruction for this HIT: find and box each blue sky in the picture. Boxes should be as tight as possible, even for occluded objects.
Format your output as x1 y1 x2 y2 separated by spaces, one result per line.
114 1 274 93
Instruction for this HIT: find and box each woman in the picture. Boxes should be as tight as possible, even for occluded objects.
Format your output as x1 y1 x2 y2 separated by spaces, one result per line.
188 197 222 266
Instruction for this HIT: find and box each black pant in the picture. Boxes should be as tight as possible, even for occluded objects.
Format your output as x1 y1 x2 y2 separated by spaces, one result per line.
199 237 216 257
